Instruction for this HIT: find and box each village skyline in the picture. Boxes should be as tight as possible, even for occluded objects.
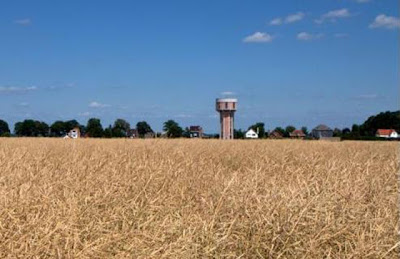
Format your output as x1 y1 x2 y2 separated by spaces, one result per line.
0 0 398 132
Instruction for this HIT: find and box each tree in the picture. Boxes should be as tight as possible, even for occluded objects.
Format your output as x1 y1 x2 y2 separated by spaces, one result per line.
112 119 130 138
14 119 49 137
351 124 360 137
64 120 80 132
136 121 153 138
248 122 266 138
333 128 342 137
342 128 351 135
103 125 113 138
234 129 245 139
359 111 400 136
301 126 308 136
86 118 103 138
284 125 296 137
274 127 285 136
182 127 191 138
163 120 183 138
50 121 66 137
0 119 10 136
35 121 49 137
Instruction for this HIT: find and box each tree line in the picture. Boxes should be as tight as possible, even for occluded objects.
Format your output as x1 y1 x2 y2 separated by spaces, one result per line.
0 118 195 138
0 110 398 139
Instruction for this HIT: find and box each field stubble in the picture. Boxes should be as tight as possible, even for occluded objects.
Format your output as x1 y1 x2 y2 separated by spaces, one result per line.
0 139 398 258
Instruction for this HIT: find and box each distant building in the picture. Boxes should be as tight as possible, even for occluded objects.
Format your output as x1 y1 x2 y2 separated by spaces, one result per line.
189 126 203 138
289 130 306 139
64 127 80 139
312 124 333 139
245 129 258 139
269 130 283 139
127 129 139 138
376 129 398 138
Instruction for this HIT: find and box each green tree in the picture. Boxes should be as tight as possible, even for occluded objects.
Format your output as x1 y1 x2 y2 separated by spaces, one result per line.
274 127 285 136
86 118 103 138
50 121 66 137
301 126 308 136
333 128 342 137
182 127 191 138
103 125 113 138
35 121 49 137
136 121 153 138
234 129 245 139
248 122 266 138
112 119 130 137
14 120 48 137
351 124 360 137
163 120 183 138
64 120 80 132
0 119 10 136
284 125 296 137
359 111 400 136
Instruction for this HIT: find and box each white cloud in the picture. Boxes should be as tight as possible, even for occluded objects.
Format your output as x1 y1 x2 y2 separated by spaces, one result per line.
369 14 400 29
14 18 31 26
270 12 305 25
88 101 111 108
243 32 274 43
285 12 305 23
315 9 351 24
221 91 235 96
297 32 324 41
0 86 38 94
270 18 283 25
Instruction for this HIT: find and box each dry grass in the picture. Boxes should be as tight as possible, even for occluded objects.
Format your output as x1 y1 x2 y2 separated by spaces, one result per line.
0 138 398 258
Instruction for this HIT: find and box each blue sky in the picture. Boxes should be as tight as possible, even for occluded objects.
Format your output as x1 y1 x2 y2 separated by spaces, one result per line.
0 0 398 133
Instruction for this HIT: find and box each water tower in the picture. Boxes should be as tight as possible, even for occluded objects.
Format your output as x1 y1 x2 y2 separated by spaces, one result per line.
216 98 237 139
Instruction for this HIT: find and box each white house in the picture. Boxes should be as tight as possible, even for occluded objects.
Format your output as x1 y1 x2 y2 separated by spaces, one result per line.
64 127 81 139
376 129 398 139
245 129 258 139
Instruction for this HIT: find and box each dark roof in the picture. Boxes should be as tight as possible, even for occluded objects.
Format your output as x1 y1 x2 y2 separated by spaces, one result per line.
189 126 202 132
313 124 332 131
269 130 283 138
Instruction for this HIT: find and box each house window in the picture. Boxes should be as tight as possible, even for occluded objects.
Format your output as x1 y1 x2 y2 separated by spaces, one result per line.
233 102 235 109
225 103 228 109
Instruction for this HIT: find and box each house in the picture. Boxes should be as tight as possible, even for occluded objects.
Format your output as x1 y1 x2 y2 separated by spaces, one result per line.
376 129 398 138
64 127 80 139
245 129 258 139
289 130 306 139
312 124 333 139
189 126 203 138
127 129 139 138
269 130 283 139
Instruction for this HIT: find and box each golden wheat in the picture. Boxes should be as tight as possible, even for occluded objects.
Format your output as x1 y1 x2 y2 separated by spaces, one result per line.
0 138 398 258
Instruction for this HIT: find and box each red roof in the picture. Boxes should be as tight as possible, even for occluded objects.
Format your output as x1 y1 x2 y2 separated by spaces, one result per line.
290 130 306 137
376 129 396 136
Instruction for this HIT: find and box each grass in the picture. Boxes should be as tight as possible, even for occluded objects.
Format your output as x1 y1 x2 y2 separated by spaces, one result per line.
0 138 398 258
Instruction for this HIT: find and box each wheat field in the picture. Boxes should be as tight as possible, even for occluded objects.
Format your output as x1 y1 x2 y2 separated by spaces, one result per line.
0 138 398 258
